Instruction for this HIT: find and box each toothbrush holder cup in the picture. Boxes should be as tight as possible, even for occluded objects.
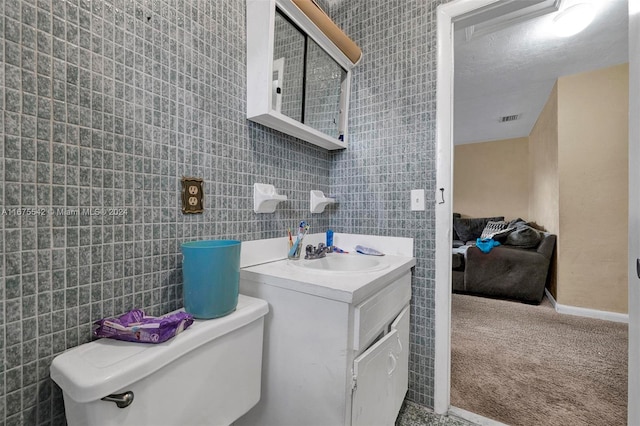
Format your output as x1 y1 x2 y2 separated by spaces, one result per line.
287 236 304 260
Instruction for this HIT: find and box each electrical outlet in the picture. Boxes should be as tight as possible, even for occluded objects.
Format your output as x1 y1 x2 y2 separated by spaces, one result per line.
181 177 204 214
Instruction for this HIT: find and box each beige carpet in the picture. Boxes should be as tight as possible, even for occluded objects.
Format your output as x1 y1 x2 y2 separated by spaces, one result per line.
451 293 627 426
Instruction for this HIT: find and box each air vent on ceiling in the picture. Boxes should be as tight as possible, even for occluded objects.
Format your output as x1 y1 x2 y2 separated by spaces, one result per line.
499 114 520 123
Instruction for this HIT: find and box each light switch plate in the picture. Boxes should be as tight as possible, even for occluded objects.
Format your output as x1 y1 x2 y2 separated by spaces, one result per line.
411 189 425 211
182 177 204 214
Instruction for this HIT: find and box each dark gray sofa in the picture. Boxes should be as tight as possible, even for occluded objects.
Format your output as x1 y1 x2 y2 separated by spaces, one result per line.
451 215 556 304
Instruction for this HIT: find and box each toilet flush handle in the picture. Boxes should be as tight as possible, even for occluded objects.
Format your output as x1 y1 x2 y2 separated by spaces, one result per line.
101 391 134 408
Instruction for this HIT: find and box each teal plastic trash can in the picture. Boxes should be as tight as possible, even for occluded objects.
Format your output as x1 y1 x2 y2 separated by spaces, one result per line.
181 240 241 319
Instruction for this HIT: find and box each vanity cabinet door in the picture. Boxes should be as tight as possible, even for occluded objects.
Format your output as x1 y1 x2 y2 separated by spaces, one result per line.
351 304 409 426
351 328 399 426
389 304 410 416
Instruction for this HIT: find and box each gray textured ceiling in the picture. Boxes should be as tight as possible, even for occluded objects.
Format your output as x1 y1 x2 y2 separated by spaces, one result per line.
454 0 628 145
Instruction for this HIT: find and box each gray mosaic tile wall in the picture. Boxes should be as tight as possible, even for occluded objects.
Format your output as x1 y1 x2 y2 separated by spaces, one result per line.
0 0 333 424
2 0 450 422
325 0 447 407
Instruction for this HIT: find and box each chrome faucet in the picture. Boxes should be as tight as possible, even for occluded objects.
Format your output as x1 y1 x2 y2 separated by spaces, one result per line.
305 243 330 259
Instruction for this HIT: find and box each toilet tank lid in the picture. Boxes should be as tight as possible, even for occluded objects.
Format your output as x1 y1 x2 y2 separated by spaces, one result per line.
50 294 268 404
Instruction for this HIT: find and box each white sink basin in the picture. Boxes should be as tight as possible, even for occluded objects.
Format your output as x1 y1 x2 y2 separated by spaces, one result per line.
289 254 388 273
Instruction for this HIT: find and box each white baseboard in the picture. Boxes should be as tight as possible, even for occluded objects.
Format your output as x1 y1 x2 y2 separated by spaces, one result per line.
449 406 510 426
544 289 628 323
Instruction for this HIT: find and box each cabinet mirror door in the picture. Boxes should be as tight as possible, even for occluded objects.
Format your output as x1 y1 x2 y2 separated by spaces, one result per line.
305 38 347 139
272 9 347 140
272 11 305 122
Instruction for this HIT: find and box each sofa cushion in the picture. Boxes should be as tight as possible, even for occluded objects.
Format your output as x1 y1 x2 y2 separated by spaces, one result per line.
452 252 465 271
453 216 504 242
453 213 462 241
505 225 543 248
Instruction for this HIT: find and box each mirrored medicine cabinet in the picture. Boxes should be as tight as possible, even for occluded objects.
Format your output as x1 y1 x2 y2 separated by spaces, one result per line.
246 0 360 150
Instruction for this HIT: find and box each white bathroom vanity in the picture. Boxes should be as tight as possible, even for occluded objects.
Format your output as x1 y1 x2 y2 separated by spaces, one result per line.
236 234 415 426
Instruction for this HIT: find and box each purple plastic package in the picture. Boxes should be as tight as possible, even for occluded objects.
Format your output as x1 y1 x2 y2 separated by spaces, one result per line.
93 310 194 344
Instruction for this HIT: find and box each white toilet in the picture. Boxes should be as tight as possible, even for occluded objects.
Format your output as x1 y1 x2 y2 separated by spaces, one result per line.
50 294 269 426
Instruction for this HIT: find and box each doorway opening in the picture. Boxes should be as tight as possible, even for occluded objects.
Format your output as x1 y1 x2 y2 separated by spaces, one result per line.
434 0 636 424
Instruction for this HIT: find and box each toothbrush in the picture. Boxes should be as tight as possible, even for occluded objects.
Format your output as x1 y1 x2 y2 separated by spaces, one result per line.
298 221 310 240
288 222 310 257
288 238 300 257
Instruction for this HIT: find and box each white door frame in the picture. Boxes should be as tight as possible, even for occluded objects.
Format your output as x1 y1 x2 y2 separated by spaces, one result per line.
434 0 500 414
434 1 639 424
627 5 639 425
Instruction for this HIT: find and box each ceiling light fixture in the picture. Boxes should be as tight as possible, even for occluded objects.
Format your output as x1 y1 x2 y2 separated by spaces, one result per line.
551 2 596 37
